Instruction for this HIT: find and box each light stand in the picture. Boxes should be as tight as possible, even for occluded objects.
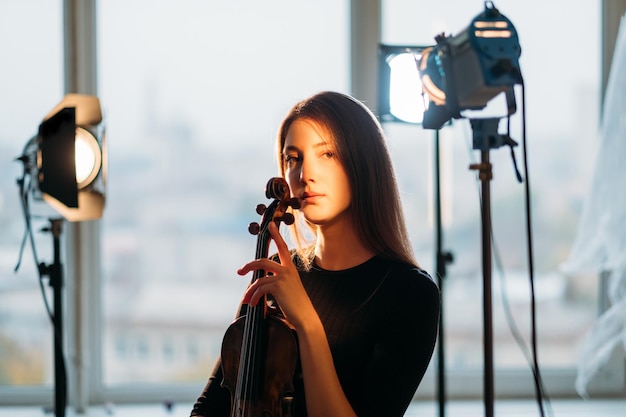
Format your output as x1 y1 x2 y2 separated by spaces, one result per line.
468 117 517 417
418 4 523 414
433 129 454 417
39 218 68 417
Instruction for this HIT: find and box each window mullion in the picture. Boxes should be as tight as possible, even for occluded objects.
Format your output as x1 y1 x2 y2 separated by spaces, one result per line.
62 0 100 411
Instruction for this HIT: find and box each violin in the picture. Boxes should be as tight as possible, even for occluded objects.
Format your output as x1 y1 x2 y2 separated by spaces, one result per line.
220 177 302 417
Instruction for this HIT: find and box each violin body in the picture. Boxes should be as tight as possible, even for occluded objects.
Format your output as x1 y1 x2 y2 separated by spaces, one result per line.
219 177 301 417
221 312 299 417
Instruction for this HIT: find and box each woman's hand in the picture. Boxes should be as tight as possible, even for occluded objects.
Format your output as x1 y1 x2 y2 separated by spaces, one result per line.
237 222 316 331
237 222 357 417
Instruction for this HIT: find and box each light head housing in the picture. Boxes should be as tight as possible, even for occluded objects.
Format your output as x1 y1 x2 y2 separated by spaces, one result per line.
419 1 522 129
21 94 106 221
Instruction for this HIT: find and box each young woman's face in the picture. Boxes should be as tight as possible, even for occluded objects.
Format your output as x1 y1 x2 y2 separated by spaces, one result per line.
283 119 352 227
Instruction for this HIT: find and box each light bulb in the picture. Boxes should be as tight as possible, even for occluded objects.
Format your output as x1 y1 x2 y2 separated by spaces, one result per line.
75 127 101 189
388 52 426 123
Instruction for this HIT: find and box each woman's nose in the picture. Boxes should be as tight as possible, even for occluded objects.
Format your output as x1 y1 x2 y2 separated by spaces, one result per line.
299 157 313 183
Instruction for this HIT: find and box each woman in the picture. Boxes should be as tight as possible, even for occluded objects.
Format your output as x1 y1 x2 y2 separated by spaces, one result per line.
191 91 440 417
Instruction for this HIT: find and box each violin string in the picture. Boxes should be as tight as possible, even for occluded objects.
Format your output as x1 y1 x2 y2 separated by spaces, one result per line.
235 197 279 410
239 309 251 404
247 229 266 401
240 226 268 405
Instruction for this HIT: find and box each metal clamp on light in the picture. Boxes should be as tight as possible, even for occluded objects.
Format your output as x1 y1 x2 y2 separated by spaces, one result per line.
419 1 522 130
20 93 106 221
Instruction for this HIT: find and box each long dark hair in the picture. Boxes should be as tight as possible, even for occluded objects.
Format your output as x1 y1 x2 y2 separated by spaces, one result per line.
277 91 417 269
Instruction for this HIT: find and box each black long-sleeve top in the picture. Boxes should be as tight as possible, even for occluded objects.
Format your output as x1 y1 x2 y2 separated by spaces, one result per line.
191 255 440 417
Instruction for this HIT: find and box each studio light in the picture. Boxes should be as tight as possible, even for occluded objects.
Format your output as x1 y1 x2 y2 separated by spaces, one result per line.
20 93 106 221
14 93 106 417
418 1 522 129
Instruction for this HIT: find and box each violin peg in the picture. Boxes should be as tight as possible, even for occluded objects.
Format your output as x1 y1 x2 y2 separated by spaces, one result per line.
281 213 295 226
289 198 301 209
256 204 267 215
248 222 260 235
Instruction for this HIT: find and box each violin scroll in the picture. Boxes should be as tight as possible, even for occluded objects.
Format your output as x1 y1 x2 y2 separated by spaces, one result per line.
265 177 289 200
266 178 300 210
248 178 299 236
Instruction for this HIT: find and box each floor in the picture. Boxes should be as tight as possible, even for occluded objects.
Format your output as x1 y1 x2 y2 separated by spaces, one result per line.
405 399 625 416
1 399 625 417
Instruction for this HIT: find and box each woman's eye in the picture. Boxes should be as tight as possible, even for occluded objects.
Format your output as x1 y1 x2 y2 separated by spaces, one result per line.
284 154 300 164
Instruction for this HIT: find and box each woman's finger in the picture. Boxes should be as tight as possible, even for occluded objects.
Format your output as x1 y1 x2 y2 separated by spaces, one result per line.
237 257 278 276
242 275 276 306
269 222 297 269
269 222 289 254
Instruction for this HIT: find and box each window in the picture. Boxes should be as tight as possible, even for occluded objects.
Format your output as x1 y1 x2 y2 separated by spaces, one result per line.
0 0 63 397
97 0 349 391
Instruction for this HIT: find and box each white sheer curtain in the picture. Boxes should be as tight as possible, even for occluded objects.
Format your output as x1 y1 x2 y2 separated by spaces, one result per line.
561 13 626 397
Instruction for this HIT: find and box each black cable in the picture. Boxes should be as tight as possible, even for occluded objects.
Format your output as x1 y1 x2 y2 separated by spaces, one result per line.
502 95 553 417
461 87 550 416
14 168 30 273
519 83 550 417
14 160 54 322
492 229 553 417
